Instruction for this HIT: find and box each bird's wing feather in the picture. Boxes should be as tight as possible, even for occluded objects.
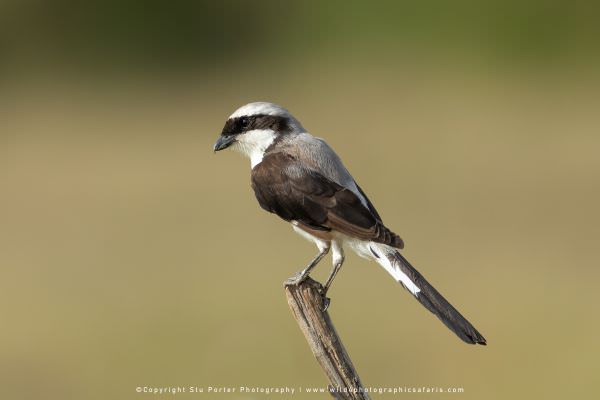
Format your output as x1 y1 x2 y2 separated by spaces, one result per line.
354 182 383 222
251 152 403 248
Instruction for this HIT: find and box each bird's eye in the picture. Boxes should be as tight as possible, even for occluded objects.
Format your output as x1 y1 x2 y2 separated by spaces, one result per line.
240 117 249 129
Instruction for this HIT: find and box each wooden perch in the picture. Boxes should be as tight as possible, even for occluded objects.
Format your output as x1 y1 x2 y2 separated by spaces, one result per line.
284 278 371 400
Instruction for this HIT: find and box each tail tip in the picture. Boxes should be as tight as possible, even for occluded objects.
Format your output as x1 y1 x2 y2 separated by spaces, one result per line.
467 332 487 346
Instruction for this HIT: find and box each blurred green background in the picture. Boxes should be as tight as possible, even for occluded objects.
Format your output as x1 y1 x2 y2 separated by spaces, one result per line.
1 1 599 399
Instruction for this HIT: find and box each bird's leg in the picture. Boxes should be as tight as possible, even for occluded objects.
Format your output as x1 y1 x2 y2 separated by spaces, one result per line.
285 245 330 286
320 253 345 311
322 255 345 295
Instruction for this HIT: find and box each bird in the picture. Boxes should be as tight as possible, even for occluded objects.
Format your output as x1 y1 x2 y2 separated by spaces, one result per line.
213 101 486 345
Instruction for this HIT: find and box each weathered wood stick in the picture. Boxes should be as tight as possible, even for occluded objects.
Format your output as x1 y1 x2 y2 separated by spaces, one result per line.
284 278 371 400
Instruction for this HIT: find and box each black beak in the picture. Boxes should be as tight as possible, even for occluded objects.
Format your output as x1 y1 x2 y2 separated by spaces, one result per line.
213 135 236 152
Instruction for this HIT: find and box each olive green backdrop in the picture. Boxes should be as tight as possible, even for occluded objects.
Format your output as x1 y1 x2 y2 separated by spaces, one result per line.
1 1 599 399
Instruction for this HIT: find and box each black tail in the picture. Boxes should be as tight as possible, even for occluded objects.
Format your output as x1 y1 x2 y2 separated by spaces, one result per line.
390 251 487 345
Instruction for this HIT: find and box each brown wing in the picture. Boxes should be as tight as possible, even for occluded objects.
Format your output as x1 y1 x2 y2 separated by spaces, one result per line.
251 152 403 248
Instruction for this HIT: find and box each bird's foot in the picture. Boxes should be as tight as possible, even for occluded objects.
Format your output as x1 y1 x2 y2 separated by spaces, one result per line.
318 287 331 312
284 270 309 286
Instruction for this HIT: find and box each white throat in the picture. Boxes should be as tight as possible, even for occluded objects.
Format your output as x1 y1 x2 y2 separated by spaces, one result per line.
233 129 277 168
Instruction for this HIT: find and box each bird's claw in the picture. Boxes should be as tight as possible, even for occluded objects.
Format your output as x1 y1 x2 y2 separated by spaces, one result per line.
322 296 331 312
284 271 308 286
284 272 331 311
318 287 331 311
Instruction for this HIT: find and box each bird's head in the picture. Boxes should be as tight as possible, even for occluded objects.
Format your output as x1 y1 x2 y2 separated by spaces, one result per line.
213 102 304 163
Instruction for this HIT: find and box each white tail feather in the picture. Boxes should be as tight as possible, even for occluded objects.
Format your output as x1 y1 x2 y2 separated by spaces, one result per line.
367 243 421 295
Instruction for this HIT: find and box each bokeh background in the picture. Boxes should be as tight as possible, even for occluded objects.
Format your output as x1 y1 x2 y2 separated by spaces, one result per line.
1 1 599 399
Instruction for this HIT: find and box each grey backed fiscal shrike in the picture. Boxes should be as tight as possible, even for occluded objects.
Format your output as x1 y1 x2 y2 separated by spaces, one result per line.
213 102 486 345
